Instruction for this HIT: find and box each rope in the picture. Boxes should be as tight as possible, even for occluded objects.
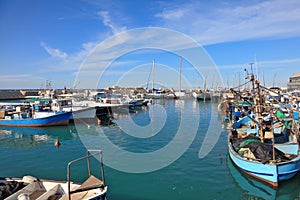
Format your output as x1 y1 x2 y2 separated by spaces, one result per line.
230 80 252 89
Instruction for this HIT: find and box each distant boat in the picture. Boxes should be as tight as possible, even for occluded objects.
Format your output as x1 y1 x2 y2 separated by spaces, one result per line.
211 89 222 101
145 59 166 99
192 89 211 101
128 94 148 106
193 73 211 101
175 56 186 99
145 90 166 99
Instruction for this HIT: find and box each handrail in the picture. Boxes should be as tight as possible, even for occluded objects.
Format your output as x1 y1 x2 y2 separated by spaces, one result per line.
67 150 104 200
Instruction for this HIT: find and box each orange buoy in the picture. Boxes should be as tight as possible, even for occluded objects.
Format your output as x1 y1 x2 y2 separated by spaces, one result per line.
55 138 61 147
97 119 101 125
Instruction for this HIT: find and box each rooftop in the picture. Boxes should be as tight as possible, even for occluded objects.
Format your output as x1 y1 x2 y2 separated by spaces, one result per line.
290 72 300 78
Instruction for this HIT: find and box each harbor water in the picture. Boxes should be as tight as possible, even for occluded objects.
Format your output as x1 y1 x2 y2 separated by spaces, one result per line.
0 99 299 200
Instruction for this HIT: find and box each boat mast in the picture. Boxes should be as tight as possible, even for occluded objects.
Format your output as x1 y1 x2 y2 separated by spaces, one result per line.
249 62 255 91
179 56 182 92
152 59 155 93
244 68 247 90
238 72 241 91
255 80 264 142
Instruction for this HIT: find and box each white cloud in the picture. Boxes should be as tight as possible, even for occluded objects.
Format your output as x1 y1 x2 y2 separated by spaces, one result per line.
0 74 46 89
35 1 300 89
0 74 32 81
155 8 186 20
40 42 68 59
154 0 300 45
98 11 127 35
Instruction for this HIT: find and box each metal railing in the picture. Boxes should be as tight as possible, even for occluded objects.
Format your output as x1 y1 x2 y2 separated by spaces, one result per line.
67 149 105 200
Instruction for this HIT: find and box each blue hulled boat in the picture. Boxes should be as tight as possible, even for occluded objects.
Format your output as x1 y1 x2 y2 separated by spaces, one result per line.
224 71 300 187
228 132 299 187
0 111 72 127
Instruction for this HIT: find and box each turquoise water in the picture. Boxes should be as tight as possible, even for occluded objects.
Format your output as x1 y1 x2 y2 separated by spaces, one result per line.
0 99 299 200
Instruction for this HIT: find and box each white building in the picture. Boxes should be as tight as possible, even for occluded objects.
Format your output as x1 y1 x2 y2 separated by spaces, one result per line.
287 72 300 91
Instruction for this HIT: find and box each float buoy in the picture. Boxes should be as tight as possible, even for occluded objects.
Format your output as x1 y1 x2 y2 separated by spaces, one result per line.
55 138 61 147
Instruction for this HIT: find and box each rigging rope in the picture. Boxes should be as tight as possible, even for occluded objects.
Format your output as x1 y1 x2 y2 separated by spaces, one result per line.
230 80 252 90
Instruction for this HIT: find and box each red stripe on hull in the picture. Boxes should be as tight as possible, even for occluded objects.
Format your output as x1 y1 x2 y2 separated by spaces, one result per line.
0 120 69 127
242 168 278 188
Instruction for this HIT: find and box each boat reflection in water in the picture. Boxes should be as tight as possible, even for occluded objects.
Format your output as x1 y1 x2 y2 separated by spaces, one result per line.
227 156 300 200
0 126 74 149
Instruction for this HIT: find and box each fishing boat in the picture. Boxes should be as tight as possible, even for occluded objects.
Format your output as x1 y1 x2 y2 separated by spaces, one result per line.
226 73 300 187
228 130 299 187
0 111 71 127
0 102 71 127
51 98 96 119
0 150 108 200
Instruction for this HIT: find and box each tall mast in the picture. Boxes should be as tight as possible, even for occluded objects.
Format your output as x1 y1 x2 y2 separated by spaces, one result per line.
254 54 259 80
152 59 155 93
249 62 255 91
179 56 182 92
262 70 265 86
238 72 241 91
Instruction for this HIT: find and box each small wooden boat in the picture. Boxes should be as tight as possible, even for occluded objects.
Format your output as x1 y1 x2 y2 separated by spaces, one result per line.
0 150 108 200
228 131 300 187
227 76 300 187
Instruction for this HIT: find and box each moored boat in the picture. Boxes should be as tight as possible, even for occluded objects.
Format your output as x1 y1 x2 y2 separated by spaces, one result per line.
0 102 71 127
0 150 108 200
192 90 211 101
0 111 72 127
226 73 300 187
228 131 299 187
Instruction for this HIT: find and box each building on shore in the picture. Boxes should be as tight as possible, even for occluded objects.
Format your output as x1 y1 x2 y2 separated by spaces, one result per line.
287 72 300 91
0 90 24 100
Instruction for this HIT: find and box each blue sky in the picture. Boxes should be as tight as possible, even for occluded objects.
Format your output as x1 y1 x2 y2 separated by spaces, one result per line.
1 0 300 89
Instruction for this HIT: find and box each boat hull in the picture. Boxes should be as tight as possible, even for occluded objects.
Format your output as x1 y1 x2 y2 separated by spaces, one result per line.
228 137 300 187
192 92 211 101
2 177 107 200
0 112 72 127
72 107 96 119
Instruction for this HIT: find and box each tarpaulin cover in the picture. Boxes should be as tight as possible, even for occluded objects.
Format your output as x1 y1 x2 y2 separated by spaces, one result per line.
231 133 289 164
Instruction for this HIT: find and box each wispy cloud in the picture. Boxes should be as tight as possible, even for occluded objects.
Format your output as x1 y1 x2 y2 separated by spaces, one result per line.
154 0 300 45
0 74 32 81
98 11 127 34
36 1 300 89
40 42 68 59
0 74 45 88
155 8 186 20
